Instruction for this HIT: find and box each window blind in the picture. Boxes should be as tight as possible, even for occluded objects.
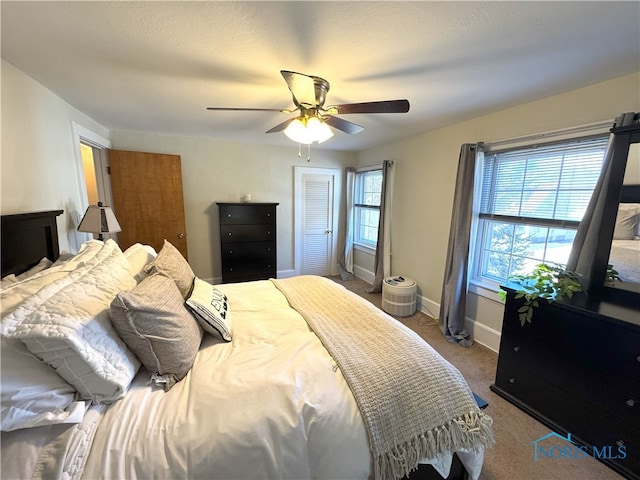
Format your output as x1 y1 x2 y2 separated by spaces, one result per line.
480 135 609 222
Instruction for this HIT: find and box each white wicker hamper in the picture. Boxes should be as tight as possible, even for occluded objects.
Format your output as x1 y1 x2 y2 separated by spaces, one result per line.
382 276 417 317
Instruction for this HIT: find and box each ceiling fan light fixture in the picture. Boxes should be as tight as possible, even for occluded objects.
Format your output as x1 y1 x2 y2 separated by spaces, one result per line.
284 115 334 144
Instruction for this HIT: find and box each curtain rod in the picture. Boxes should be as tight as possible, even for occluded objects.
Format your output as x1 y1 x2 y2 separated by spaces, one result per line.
354 160 394 172
484 119 613 150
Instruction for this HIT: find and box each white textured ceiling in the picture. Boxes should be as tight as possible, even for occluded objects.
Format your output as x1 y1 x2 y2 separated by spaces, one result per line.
2 1 639 151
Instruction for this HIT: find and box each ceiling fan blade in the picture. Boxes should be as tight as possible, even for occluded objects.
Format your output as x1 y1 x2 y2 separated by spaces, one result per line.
328 99 410 115
207 107 291 112
266 118 296 134
324 116 364 135
281 70 316 107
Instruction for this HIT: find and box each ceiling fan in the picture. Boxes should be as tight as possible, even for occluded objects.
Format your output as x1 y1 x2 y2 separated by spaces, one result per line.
207 70 410 145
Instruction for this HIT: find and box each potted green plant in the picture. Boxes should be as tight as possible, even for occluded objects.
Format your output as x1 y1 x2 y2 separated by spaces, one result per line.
498 263 621 326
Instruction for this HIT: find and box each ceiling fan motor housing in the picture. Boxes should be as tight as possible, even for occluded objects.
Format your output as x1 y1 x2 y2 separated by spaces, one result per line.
312 76 330 107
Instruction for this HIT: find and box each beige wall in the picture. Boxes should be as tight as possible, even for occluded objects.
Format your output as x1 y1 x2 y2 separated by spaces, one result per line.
109 131 355 282
1 59 111 252
354 72 640 350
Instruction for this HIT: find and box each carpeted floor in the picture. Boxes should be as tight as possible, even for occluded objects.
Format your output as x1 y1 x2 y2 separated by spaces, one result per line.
329 275 624 480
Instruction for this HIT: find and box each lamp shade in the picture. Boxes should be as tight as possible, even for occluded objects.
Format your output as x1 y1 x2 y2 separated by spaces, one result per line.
284 115 334 144
78 202 121 239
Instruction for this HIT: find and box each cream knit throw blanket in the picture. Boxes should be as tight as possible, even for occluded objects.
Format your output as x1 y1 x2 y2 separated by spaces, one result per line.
271 276 494 480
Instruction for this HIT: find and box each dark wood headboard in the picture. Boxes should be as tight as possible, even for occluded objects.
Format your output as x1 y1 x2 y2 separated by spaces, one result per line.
1 210 63 276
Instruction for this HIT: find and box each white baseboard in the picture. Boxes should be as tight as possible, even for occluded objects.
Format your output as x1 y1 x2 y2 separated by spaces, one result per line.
277 269 296 279
353 265 375 284
417 294 501 353
417 294 440 321
464 317 501 353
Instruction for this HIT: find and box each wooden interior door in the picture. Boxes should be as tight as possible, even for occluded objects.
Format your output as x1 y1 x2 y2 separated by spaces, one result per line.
108 149 188 259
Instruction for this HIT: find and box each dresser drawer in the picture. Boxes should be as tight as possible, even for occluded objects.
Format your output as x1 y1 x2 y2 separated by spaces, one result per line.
221 243 275 272
494 363 640 476
221 242 275 260
219 205 276 225
498 334 640 423
220 225 275 243
221 264 275 283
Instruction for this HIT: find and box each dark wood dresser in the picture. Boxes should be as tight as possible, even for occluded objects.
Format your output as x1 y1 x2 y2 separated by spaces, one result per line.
491 287 640 479
217 203 278 283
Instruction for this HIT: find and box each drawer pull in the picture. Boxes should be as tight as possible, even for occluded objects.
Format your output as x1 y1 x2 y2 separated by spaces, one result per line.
228 232 232 236
229 250 233 254
626 398 636 407
616 440 625 447
513 346 520 352
637 356 640 363
508 377 516 384
227 214 232 218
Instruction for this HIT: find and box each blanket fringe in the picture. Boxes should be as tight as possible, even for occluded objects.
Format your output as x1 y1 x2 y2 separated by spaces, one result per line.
374 410 494 480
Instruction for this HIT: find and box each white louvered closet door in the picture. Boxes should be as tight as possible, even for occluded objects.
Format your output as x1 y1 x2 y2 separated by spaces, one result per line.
301 173 334 275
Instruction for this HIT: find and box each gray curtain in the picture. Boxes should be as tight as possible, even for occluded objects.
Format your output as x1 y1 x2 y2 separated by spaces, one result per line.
338 168 356 281
439 143 483 347
366 160 394 293
567 112 638 291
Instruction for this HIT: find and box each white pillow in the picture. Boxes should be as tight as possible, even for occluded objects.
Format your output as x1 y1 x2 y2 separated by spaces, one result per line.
1 240 140 404
0 336 85 431
124 243 158 283
1 257 53 287
1 240 106 318
186 278 232 341
0 241 120 431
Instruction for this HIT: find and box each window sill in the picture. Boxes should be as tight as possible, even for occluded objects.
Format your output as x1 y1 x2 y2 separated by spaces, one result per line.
353 243 376 255
468 279 504 304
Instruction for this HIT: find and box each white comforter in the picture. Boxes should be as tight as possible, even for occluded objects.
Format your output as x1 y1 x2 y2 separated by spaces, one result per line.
3 279 484 480
83 280 372 479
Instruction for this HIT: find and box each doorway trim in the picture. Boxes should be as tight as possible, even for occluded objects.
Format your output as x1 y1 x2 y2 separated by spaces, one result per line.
294 166 341 276
71 122 111 238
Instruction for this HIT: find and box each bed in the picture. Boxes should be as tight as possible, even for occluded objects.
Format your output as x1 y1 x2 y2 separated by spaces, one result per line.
0 210 493 480
609 184 640 283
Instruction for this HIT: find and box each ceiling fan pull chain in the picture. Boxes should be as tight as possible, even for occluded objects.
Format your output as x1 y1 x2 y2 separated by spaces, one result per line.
297 143 302 158
307 143 311 162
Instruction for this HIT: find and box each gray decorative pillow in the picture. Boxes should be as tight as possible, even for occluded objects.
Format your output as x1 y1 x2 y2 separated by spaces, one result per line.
186 278 232 341
144 240 195 299
613 204 640 240
110 273 203 391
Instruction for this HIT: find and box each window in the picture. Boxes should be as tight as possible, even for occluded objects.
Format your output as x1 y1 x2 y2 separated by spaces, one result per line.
473 135 609 287
354 169 383 248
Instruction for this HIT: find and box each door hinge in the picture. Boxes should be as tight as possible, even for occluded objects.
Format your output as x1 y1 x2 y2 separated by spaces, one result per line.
106 166 111 175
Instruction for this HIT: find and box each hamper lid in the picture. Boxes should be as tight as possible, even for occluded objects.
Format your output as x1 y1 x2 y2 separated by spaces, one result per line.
384 276 416 288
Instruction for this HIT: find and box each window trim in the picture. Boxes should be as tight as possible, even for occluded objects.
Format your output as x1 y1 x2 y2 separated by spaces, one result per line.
470 133 609 300
353 168 383 248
